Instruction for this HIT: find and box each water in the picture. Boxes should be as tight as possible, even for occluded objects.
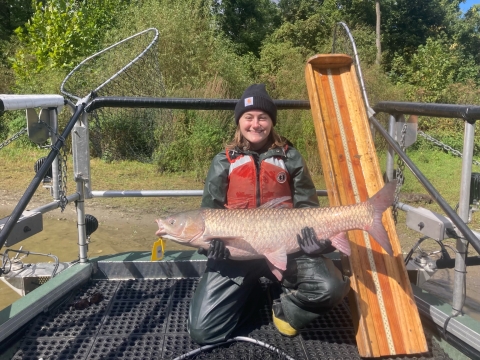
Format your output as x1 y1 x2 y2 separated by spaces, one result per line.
423 266 480 322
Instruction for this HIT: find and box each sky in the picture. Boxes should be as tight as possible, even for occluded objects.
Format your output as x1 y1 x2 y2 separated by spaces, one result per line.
460 0 480 13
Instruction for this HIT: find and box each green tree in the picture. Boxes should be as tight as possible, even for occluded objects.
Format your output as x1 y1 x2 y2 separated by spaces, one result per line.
273 0 340 54
390 37 478 102
212 0 280 56
0 0 36 76
0 0 35 41
375 0 381 65
12 0 124 81
455 4 480 66
381 0 458 68
339 0 377 28
278 0 326 22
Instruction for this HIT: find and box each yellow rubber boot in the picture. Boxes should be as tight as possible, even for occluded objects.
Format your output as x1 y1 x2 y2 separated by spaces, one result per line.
272 303 298 337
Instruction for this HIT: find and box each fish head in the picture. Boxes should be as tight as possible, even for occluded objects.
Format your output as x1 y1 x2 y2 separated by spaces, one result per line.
155 210 204 244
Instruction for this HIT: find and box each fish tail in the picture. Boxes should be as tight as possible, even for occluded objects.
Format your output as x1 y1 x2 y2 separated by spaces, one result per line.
366 181 397 256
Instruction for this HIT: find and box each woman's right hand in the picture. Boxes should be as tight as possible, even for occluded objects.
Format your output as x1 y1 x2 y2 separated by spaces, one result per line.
198 239 230 260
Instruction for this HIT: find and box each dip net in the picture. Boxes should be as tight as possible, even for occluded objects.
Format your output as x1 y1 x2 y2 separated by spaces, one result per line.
61 28 172 162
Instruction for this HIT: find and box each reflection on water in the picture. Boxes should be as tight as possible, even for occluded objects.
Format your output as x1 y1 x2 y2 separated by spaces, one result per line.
0 209 191 311
422 266 480 322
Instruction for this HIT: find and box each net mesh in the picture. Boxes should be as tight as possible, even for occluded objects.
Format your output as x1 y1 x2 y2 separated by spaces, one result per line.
331 22 369 108
331 23 355 60
61 28 172 162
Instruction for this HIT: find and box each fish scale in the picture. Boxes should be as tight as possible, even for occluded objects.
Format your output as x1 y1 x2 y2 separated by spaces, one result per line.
202 203 374 260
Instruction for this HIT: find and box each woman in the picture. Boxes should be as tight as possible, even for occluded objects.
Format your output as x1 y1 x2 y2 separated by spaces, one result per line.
188 84 350 345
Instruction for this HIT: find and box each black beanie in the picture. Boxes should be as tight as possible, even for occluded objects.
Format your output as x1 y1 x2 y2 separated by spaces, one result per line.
234 84 277 125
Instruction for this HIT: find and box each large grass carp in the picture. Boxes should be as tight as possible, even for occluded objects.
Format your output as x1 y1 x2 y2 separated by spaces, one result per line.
155 181 396 280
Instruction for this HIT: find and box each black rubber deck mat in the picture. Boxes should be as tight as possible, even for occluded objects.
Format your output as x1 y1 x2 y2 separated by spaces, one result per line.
10 278 452 360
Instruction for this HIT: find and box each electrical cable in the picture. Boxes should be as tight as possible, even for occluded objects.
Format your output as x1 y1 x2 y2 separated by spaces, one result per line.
171 336 296 360
1 251 12 275
405 235 456 266
442 244 458 255
171 340 234 360
404 236 430 265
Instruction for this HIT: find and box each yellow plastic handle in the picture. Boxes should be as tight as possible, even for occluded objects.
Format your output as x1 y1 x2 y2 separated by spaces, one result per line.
151 238 166 261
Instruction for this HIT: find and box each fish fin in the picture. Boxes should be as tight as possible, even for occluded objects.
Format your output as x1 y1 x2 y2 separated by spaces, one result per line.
267 262 284 281
330 232 351 256
264 246 288 272
259 197 292 209
366 181 396 256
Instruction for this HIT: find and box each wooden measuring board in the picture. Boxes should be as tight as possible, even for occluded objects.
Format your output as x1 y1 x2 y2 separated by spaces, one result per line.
305 54 428 357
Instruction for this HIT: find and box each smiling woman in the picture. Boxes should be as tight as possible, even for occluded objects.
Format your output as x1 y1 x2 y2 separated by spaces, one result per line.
183 82 352 345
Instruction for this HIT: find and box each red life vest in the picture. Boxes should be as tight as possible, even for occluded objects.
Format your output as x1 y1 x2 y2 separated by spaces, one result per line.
225 148 293 209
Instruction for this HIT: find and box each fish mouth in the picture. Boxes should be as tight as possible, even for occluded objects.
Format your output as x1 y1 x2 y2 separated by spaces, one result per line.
155 229 166 237
155 219 166 237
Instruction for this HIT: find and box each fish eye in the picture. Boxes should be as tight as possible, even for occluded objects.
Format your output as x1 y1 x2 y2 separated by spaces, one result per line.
169 218 176 225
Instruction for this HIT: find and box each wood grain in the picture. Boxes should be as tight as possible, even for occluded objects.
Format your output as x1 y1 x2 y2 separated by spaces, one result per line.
305 54 428 357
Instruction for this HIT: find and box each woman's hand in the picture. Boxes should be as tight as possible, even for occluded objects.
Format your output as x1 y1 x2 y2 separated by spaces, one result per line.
198 239 230 260
297 227 335 255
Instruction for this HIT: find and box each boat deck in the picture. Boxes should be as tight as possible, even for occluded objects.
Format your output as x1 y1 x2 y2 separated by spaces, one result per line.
5 276 451 360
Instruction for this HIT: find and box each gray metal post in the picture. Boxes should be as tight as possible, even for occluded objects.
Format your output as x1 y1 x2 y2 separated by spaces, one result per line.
72 111 92 199
452 121 476 315
76 179 88 263
50 109 60 200
71 110 90 263
386 115 396 182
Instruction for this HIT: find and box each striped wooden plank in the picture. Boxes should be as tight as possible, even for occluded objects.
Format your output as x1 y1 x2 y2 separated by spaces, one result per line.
305 54 428 357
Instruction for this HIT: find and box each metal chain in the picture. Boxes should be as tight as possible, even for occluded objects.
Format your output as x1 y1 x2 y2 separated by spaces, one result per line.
0 127 27 150
59 146 68 212
39 119 69 212
418 131 480 166
393 124 407 224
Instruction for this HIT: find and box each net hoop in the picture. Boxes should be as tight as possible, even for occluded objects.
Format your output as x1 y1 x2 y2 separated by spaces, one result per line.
60 28 159 100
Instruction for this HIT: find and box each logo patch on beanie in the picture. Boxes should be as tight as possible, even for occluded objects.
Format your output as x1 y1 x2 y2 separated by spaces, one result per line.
244 97 254 106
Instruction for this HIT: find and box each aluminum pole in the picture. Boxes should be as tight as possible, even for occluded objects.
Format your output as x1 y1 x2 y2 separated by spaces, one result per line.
386 115 396 182
76 179 88 263
452 121 476 315
50 108 60 200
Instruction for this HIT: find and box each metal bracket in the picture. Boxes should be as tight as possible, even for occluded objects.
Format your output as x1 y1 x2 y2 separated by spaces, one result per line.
406 255 437 287
406 207 454 240
0 211 43 247
26 108 49 145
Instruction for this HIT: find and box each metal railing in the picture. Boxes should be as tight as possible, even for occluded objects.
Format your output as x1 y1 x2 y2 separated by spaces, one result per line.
373 101 480 315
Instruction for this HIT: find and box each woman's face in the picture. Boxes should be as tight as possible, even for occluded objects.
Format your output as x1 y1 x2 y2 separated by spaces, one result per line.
238 110 273 150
